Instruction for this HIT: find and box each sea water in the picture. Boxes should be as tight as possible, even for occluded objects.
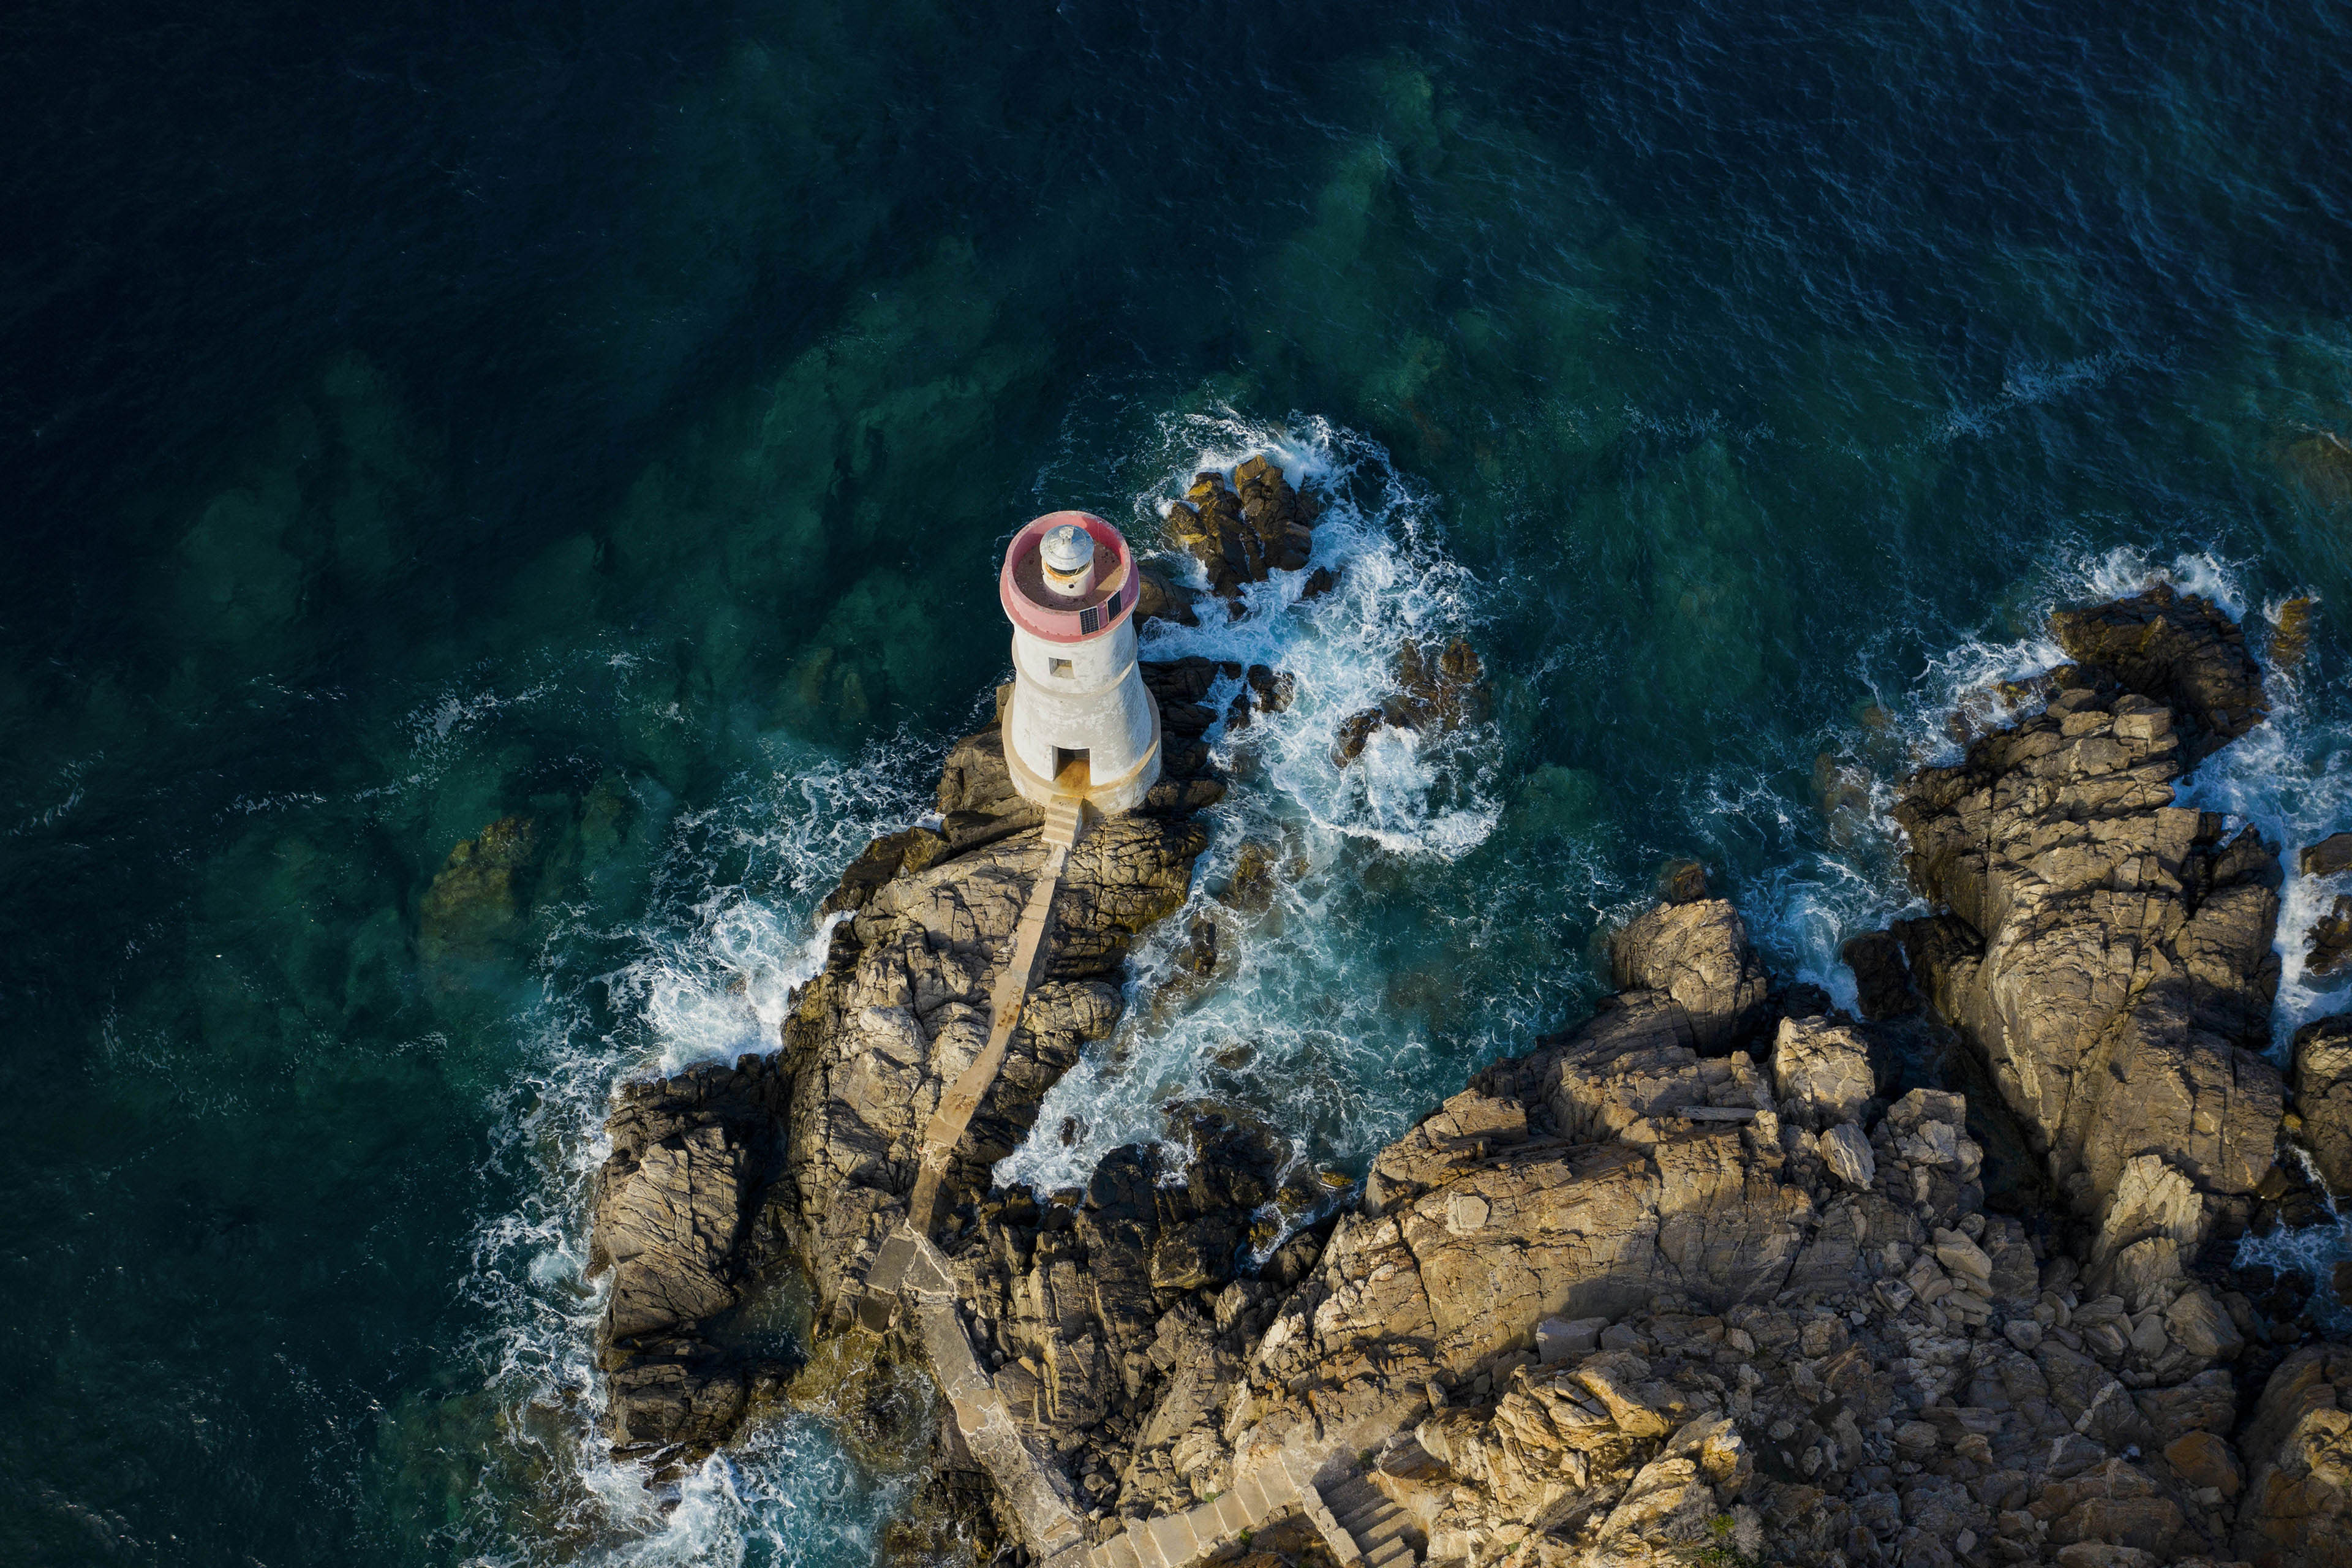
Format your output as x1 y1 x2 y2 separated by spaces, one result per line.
6 2 2352 1563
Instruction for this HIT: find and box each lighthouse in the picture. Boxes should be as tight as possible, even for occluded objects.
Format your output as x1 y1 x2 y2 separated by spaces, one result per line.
998 511 1162 814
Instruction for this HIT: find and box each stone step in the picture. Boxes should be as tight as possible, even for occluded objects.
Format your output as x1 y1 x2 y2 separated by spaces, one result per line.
1042 800 1084 850
1298 1482 1365 1568
1348 1509 1414 1552
1363 1537 1417 1568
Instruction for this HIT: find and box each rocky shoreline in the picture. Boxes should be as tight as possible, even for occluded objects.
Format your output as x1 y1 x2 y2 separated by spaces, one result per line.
584 547 2352 1568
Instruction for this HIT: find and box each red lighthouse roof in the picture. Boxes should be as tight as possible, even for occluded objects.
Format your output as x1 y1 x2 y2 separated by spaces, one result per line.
1000 511 1136 643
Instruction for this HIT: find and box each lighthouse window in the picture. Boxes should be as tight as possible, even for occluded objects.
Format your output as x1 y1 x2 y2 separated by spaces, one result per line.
1049 657 1073 678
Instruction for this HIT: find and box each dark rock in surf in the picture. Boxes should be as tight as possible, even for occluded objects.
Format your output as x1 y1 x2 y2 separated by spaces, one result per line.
1658 858 1711 905
2311 895 2352 984
1134 562 1199 628
1841 929 1921 1021
2048 581 2267 767
1164 457 1323 600
1332 635 1488 766
2301 831 2352 878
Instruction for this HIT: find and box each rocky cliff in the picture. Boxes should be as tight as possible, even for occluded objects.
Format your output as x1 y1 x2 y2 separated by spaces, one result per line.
584 575 2352 1568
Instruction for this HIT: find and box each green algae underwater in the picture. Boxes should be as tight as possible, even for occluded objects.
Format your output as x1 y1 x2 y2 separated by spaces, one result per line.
6 2 2352 1564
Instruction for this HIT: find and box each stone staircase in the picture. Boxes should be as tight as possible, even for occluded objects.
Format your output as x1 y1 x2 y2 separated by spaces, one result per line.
1311 1468 1421 1568
1073 1450 1419 1568
850 792 1102 1559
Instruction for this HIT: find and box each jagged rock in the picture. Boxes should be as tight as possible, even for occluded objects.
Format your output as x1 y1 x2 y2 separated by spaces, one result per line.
586 1053 793 1461
2312 895 2352 983
1658 858 1711 905
1332 636 1489 765
1773 1015 1875 1129
2086 1154 2207 1300
821 824 950 916
1818 1122 1876 1188
2164 1429 2243 1496
1893 660 2283 1240
2235 1344 2352 1566
2048 581 2267 766
1165 456 1321 599
1133 562 1198 628
606 1344 791 1458
2294 1014 2352 1193
1363 1087 1529 1216
1607 898 1773 1054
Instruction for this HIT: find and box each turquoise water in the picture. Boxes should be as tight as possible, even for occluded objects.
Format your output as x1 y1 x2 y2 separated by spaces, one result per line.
6 2 2352 1562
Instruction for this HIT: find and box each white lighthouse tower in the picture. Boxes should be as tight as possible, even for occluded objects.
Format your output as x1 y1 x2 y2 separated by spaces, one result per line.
998 511 1161 814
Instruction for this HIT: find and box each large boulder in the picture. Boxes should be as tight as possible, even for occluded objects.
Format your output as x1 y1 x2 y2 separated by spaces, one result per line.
1892 671 2283 1251
1607 897 1773 1054
1771 1014 1876 1130
2234 1344 2352 1567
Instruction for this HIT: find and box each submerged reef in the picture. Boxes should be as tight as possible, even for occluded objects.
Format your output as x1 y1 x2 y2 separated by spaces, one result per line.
587 559 2352 1568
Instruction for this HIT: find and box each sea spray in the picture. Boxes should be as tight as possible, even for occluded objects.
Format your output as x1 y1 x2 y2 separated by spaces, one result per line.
451 739 935 1567
998 412 1548 1201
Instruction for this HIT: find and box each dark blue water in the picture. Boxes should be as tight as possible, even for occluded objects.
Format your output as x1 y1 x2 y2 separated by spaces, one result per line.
6 2 2352 1563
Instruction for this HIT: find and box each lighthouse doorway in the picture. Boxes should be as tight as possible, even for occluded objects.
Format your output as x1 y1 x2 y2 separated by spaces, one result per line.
1053 747 1091 791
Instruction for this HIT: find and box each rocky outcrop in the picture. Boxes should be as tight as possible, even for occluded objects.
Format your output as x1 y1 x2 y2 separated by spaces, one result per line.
586 1054 796 1466
584 668 1226 1472
1207 894 2280 1568
581 579 2343 1568
2302 833 2352 879
2048 582 2267 766
774 698 1216 1324
1890 665 2283 1271
2312 895 2352 984
1334 637 1490 766
1164 457 1319 601
2233 1343 2352 1567
1607 896 1774 1055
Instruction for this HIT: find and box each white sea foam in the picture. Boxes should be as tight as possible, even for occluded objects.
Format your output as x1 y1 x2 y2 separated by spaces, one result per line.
998 410 1515 1199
